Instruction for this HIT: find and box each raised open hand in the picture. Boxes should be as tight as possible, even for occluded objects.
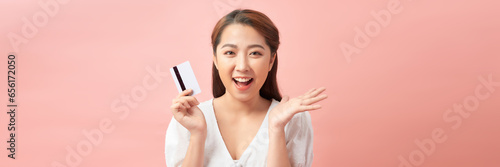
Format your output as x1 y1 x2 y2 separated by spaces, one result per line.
268 87 327 131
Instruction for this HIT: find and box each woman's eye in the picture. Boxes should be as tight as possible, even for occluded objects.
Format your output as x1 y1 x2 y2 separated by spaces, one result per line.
250 52 262 56
224 51 234 55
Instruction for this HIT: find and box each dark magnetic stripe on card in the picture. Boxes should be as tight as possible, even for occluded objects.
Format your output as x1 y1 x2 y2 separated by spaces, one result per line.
173 66 186 91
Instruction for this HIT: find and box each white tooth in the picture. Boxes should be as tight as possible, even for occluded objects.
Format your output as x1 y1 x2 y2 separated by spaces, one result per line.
234 78 250 82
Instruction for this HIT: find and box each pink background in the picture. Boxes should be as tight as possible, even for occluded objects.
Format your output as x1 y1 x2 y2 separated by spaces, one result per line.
1 0 500 166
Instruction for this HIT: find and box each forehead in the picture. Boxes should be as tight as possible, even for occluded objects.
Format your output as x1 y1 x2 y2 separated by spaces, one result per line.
219 24 267 48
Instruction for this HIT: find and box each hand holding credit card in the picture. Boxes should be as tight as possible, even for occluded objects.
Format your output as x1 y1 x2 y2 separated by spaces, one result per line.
169 61 201 96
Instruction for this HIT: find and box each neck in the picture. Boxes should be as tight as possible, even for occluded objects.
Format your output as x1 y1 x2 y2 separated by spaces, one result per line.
217 93 271 115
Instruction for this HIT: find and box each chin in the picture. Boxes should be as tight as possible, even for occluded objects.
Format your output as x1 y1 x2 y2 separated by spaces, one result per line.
228 89 257 102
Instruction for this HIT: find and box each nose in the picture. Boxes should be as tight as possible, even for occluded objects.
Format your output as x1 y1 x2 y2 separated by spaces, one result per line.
235 53 249 72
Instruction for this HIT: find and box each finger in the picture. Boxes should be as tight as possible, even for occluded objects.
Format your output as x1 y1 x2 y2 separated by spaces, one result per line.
301 94 328 105
170 103 179 112
297 104 322 112
182 100 191 109
174 96 200 107
177 89 193 98
174 95 200 106
176 105 187 115
175 98 191 109
308 87 326 97
304 87 326 98
305 88 316 95
171 103 186 114
183 96 200 106
297 88 317 99
179 103 187 110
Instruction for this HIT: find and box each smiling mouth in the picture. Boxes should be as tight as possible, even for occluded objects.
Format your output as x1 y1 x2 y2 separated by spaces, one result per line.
233 77 253 86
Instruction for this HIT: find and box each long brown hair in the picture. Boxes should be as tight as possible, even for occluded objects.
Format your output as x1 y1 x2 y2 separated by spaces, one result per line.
211 9 282 101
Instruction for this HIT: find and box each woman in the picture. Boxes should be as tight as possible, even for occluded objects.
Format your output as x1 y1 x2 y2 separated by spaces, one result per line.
165 9 327 167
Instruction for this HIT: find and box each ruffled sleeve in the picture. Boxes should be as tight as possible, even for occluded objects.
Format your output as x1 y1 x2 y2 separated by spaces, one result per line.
285 111 314 167
165 117 190 167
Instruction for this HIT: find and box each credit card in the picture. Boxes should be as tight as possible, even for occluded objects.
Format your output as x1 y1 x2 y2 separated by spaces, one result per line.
169 61 201 96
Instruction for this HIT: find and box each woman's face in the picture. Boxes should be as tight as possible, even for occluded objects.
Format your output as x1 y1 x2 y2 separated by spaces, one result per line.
214 24 275 102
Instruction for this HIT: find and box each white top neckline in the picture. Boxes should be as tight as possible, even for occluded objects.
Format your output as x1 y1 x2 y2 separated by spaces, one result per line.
208 98 275 162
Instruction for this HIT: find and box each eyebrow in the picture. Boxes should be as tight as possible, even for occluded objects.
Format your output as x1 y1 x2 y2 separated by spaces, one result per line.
220 44 265 50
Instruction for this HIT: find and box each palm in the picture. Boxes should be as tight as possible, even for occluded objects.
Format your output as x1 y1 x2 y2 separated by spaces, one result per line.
269 87 327 130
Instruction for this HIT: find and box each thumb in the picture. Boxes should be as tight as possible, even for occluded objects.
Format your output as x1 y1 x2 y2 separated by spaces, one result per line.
281 96 289 103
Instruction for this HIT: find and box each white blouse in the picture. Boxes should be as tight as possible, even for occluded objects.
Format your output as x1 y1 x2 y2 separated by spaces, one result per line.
165 98 313 167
